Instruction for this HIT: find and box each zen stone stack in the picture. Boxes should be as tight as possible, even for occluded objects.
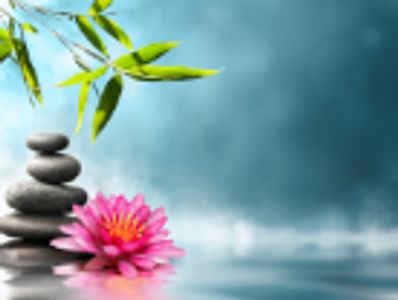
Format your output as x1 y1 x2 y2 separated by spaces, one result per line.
0 133 87 241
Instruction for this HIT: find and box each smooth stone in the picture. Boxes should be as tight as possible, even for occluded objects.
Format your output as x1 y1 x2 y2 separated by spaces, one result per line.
27 154 81 184
0 213 74 239
6 180 87 215
0 240 88 268
27 133 69 153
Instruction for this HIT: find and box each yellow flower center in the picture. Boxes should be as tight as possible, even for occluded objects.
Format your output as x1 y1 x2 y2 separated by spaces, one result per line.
101 213 145 242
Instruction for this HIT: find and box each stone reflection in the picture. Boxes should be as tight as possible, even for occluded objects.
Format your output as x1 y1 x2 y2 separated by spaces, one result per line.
0 239 86 300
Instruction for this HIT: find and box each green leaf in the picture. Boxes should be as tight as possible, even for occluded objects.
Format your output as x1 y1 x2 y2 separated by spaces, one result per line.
89 65 109 80
135 41 179 63
126 65 219 81
21 23 38 34
13 39 43 103
92 15 133 50
57 65 108 87
75 80 91 133
0 29 12 62
113 41 179 70
89 0 113 14
57 72 88 87
75 15 108 55
91 75 123 141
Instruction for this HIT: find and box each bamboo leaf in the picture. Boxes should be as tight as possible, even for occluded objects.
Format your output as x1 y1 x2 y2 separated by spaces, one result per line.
57 72 88 87
89 65 109 80
13 39 43 103
92 15 133 50
21 23 38 34
135 41 179 64
92 74 123 140
75 15 108 55
0 29 12 62
89 0 114 14
126 65 219 81
57 65 108 87
113 41 179 70
75 80 91 133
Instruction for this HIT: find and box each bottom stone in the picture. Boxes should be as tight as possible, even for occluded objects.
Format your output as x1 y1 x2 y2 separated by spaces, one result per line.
0 213 75 239
0 239 88 268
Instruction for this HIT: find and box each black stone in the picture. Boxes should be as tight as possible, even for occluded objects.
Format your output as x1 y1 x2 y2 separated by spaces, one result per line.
27 133 69 153
27 154 81 184
0 213 75 239
6 180 87 215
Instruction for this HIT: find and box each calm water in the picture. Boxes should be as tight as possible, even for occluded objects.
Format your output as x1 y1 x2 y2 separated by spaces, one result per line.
1 241 398 300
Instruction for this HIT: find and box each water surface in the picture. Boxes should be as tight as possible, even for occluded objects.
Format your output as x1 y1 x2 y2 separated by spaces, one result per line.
1 244 397 300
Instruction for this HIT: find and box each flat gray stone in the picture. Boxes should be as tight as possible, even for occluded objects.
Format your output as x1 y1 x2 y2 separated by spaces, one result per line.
27 154 81 184
0 240 87 268
27 133 69 153
0 213 74 239
6 180 87 215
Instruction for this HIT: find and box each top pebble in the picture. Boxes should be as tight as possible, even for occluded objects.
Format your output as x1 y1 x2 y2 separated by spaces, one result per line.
27 133 69 153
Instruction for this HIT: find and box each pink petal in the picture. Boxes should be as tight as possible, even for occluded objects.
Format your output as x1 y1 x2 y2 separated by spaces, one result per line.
68 223 99 252
130 255 155 270
153 257 170 265
109 194 118 209
98 227 113 244
135 204 151 224
92 193 112 219
72 205 98 235
87 198 99 217
148 229 170 244
147 207 166 224
128 194 145 214
145 246 185 258
117 260 138 278
164 246 186 257
122 240 141 252
114 195 128 215
84 255 113 271
103 245 121 257
59 224 76 235
122 235 150 252
50 237 84 252
72 222 94 240
147 239 174 250
145 217 167 234
60 222 94 242
74 236 99 254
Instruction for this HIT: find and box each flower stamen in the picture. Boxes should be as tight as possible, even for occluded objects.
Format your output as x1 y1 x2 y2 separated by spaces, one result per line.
102 213 145 242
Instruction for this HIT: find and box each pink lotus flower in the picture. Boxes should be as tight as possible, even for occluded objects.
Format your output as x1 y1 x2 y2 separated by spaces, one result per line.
51 193 185 278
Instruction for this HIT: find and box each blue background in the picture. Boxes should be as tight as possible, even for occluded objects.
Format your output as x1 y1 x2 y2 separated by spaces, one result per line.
2 2 398 299
1 0 398 252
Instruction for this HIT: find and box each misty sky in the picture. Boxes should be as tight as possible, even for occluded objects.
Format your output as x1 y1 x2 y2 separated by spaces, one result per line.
0 0 398 234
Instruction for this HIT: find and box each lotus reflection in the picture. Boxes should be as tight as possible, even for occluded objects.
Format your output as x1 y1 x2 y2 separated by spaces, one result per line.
53 262 176 300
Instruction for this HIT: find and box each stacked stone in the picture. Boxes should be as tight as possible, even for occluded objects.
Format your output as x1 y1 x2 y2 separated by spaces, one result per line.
0 133 87 241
